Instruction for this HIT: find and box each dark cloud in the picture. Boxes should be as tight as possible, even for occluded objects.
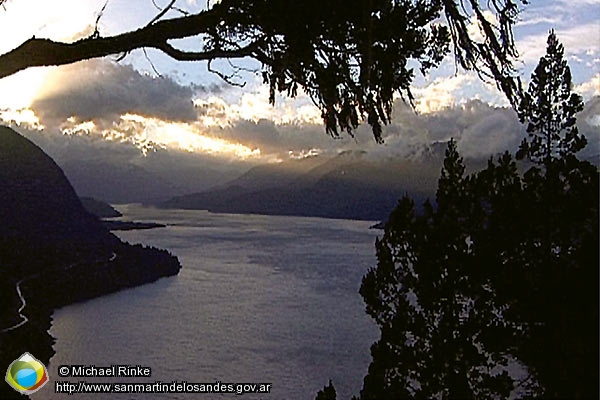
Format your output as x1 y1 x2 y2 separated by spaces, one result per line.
31 59 198 124
191 82 227 94
24 57 545 164
262 96 593 163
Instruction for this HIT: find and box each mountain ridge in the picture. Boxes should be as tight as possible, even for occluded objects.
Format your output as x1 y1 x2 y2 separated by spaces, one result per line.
0 126 181 399
160 151 441 221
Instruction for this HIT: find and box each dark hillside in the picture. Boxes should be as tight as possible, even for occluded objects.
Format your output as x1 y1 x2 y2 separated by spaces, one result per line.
0 126 181 399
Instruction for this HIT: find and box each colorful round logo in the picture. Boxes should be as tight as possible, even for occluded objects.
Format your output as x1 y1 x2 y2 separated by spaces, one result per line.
5 352 49 394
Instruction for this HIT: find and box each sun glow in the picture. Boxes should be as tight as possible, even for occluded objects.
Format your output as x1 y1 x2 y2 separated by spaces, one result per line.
0 68 53 110
60 113 262 158
0 0 105 110
0 0 100 51
0 108 44 130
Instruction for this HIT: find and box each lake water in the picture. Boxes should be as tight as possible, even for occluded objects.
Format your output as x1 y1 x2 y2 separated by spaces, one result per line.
32 205 381 399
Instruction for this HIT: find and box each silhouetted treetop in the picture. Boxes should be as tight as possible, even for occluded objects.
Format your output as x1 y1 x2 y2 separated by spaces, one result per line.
315 380 337 400
0 0 526 140
517 30 586 164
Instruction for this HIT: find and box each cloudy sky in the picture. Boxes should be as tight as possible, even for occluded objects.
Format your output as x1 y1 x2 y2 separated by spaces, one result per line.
0 0 597 165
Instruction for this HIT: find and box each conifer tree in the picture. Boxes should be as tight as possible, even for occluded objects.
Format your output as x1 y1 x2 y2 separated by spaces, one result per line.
357 139 598 398
517 30 586 164
358 140 515 399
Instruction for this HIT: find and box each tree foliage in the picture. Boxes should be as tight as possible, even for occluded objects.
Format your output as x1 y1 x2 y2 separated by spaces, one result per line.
360 141 516 399
0 0 526 140
359 139 598 398
355 30 598 399
517 30 586 164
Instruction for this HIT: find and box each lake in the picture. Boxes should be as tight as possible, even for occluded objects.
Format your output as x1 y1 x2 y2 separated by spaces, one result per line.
32 205 381 399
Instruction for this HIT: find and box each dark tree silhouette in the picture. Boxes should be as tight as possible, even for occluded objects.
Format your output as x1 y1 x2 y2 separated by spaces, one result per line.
315 380 337 400
359 141 516 399
509 157 599 398
358 137 598 398
517 30 586 164
0 0 526 140
354 30 598 399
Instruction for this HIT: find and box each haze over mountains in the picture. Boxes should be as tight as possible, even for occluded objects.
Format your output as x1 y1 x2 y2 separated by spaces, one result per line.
161 149 443 220
6 97 598 218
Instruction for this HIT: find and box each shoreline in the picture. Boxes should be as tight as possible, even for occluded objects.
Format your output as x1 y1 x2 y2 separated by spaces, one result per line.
0 245 181 399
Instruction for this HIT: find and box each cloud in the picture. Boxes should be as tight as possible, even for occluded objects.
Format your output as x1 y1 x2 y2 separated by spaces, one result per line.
9 54 583 167
467 10 499 43
575 74 600 99
194 85 322 127
0 108 43 130
384 99 524 159
9 49 592 167
516 16 560 28
455 107 523 159
413 75 475 113
411 73 509 113
554 0 599 5
517 23 600 63
192 97 527 161
31 59 199 124
578 96 600 162
55 113 266 160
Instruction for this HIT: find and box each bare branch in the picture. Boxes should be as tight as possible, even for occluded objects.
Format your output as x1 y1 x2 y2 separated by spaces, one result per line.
142 48 162 77
114 51 130 62
0 0 527 139
93 0 110 38
208 59 246 87
151 0 162 11
151 0 189 17
147 0 177 26
227 58 259 75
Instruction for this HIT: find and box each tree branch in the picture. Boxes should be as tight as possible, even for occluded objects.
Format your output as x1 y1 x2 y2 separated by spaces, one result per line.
0 9 226 80
0 0 527 140
153 40 261 62
93 0 110 38
146 0 177 26
207 59 246 87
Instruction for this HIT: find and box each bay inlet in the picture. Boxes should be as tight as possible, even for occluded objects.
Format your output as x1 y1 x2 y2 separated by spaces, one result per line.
33 205 380 399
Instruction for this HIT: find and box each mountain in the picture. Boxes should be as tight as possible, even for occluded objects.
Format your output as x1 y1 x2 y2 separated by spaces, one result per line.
80 196 122 218
62 159 179 203
0 126 181 399
16 127 247 203
223 155 324 190
0 130 112 244
161 151 441 221
161 155 325 208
